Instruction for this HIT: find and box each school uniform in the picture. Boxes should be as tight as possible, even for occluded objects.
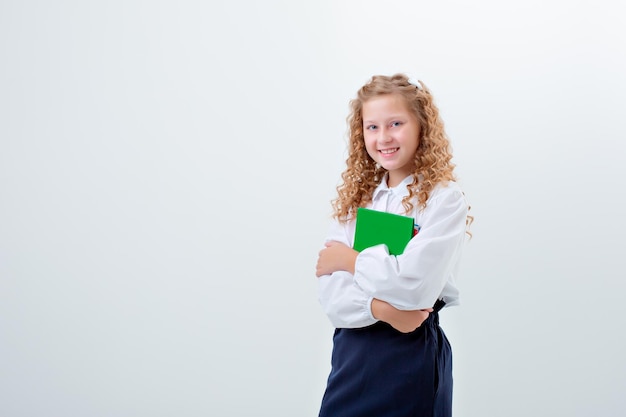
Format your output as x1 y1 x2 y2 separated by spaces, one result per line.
317 175 468 417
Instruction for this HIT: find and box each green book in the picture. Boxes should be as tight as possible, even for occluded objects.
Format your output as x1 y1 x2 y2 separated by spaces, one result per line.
353 207 414 255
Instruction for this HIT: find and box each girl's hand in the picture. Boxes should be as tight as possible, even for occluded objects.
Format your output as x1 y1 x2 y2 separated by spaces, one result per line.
371 299 433 333
315 241 358 277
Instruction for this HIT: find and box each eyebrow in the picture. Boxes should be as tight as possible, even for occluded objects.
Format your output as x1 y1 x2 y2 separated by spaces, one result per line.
363 115 406 124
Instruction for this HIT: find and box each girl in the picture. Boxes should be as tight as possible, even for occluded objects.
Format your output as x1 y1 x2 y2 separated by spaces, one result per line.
315 74 470 417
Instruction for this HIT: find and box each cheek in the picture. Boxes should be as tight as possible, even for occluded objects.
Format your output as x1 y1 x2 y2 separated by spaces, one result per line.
363 138 378 157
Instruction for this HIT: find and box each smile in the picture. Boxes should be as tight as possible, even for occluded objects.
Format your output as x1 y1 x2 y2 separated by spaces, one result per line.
379 148 399 155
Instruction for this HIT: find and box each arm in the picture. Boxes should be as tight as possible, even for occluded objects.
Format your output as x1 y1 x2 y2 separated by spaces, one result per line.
316 219 377 329
317 239 432 332
317 271 377 329
371 299 432 333
353 185 468 310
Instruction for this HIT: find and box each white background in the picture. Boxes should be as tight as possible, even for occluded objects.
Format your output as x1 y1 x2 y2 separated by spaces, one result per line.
1 1 625 416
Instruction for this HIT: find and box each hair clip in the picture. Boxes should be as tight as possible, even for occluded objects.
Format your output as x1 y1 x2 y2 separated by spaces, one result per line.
408 77 422 90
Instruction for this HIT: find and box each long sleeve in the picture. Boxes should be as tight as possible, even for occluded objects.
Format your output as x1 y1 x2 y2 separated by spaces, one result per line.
353 184 468 310
318 271 377 328
317 217 378 328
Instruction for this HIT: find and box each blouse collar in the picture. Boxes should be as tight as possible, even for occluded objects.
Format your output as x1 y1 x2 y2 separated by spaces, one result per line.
372 174 415 201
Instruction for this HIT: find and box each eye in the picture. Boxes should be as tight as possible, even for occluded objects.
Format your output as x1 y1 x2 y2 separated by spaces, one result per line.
391 121 403 127
365 124 378 131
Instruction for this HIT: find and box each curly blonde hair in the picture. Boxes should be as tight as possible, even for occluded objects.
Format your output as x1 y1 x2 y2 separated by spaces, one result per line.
332 73 462 223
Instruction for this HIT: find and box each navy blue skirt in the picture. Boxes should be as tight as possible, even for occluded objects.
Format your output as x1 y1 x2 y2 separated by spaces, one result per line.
319 301 452 417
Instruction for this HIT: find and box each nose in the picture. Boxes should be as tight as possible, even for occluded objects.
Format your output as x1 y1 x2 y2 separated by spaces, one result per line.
378 127 392 143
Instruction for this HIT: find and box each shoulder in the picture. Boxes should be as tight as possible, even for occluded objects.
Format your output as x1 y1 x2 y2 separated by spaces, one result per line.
414 181 468 228
417 181 468 221
428 180 466 204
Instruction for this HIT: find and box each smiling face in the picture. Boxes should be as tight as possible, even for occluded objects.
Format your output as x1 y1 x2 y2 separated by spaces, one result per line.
362 94 421 187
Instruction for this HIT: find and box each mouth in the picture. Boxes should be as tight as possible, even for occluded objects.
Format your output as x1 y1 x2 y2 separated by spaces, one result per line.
379 148 399 155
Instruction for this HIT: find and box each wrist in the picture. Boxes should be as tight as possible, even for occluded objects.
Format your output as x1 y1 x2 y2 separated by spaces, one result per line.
346 248 358 274
370 298 389 321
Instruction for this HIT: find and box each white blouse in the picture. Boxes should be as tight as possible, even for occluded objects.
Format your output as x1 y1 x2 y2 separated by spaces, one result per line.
317 175 469 329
